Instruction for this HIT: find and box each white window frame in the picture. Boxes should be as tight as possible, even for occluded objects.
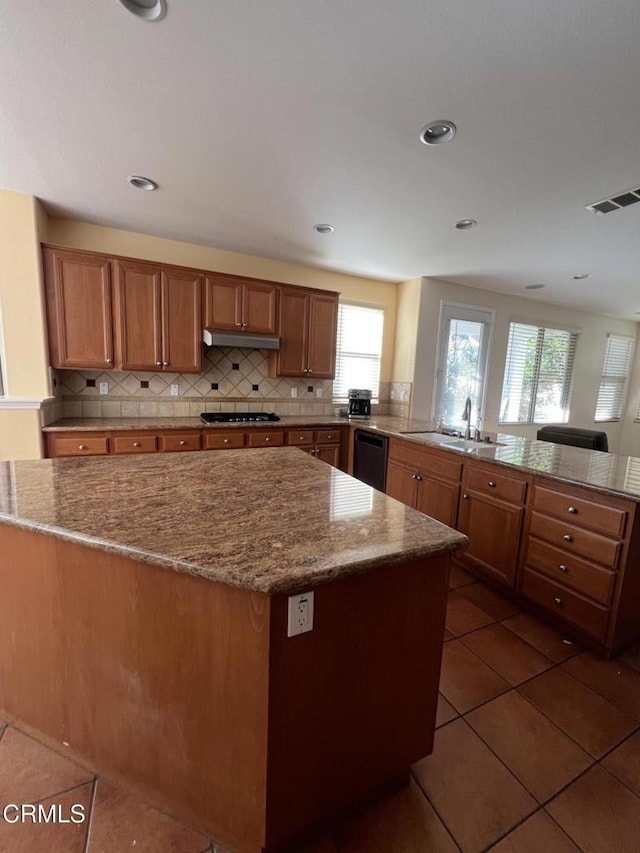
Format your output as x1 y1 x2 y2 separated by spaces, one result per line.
499 321 578 425
595 334 635 423
431 301 495 429
333 301 385 403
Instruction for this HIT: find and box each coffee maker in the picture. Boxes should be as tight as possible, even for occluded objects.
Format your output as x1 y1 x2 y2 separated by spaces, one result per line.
348 389 372 419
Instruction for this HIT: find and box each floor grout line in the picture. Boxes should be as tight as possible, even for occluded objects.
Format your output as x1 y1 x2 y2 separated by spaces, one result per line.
82 777 98 853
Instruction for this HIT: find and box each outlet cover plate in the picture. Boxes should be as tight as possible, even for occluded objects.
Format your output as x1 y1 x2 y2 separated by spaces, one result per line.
170 384 179 396
99 382 108 395
287 591 314 637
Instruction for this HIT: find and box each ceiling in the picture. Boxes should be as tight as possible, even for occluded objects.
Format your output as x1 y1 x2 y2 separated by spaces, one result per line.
1 0 639 319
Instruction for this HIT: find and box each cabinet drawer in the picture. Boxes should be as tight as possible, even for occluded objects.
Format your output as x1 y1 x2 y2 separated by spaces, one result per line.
111 434 158 454
316 429 341 444
525 537 616 605
533 486 627 538
286 430 315 446
203 431 245 450
247 430 285 447
159 432 201 452
521 567 609 641
529 512 621 568
48 434 109 457
389 439 462 482
464 463 527 504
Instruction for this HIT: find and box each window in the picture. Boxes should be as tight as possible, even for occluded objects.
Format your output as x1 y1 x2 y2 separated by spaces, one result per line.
433 303 494 430
595 334 634 422
333 303 384 402
500 323 578 424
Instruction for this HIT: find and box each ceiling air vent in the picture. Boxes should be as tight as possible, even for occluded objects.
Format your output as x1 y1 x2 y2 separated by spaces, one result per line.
587 185 640 214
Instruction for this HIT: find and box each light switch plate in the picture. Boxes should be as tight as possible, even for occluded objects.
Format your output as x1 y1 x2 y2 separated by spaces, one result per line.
290 388 298 398
315 388 323 398
99 382 108 395
170 384 179 396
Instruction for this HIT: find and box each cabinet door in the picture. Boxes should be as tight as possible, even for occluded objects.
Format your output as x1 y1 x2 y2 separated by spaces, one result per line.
274 288 309 376
416 475 460 527
457 490 524 587
307 292 338 378
385 462 418 508
43 248 114 369
315 445 340 468
203 276 242 331
161 270 202 373
243 281 278 334
113 260 162 371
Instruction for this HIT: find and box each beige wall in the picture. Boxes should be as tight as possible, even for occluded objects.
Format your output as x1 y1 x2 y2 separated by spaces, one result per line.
46 218 399 382
0 190 50 461
410 277 638 453
391 277 421 383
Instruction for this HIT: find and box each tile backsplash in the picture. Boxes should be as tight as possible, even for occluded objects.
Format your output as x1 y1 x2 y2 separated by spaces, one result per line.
50 347 412 420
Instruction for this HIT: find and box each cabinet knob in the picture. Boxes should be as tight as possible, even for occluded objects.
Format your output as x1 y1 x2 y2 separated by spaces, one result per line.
242 322 247 328
416 474 423 481
179 440 186 446
133 441 141 448
559 564 568 572
223 438 229 444
463 493 468 499
265 437 271 442
106 358 113 364
156 361 162 366
327 434 333 440
78 444 86 450
308 369 313 374
554 597 563 605
162 361 169 366
236 322 243 327
299 435 305 441
488 480 496 488
567 506 577 513
563 534 572 542
412 473 418 480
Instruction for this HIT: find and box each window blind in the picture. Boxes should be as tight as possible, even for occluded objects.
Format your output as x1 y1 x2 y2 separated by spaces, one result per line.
595 334 634 422
499 322 578 424
333 303 384 402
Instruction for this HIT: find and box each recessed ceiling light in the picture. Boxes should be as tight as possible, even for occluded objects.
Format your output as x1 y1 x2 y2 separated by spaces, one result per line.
525 284 546 290
419 120 456 145
118 0 166 22
573 273 591 280
314 224 334 234
454 219 477 230
128 175 158 191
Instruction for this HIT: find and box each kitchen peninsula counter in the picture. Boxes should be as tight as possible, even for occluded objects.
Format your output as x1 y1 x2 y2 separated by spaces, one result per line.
0 448 465 852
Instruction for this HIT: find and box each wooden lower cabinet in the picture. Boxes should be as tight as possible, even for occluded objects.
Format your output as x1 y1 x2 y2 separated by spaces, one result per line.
457 490 524 587
385 439 461 528
286 428 343 468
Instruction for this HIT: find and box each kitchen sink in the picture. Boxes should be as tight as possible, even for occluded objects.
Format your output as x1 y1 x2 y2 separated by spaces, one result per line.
404 432 506 452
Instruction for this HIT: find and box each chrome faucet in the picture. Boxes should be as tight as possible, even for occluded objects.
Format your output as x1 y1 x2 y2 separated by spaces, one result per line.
462 396 473 440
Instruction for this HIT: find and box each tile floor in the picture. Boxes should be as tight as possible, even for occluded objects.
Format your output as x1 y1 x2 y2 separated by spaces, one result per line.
1 564 639 852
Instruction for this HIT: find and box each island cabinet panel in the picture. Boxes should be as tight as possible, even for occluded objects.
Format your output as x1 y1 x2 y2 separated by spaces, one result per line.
385 438 462 528
204 274 278 335
520 478 639 652
456 461 529 588
286 428 344 468
269 286 339 379
112 260 163 371
43 247 114 370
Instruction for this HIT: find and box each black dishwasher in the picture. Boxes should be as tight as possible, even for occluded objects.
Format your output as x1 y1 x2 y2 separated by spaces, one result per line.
353 430 389 492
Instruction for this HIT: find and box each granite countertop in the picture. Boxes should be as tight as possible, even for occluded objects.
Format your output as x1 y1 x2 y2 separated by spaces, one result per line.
0 448 467 594
42 415 426 432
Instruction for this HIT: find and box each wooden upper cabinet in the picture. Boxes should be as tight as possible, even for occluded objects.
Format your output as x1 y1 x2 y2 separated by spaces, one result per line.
307 292 338 378
43 247 114 369
113 260 162 371
204 275 278 335
270 287 338 378
162 269 202 373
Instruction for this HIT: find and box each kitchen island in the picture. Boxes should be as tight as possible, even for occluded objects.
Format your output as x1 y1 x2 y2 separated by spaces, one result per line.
0 448 466 852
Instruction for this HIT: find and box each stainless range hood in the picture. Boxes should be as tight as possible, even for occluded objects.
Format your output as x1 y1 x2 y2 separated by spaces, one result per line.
203 329 280 350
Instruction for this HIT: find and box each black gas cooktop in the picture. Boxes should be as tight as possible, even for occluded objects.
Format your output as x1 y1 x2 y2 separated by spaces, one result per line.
200 412 281 424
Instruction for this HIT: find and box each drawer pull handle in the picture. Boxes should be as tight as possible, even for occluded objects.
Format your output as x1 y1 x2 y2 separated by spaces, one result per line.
568 506 577 514
179 440 186 446
554 597 563 605
488 480 496 487
563 534 572 542
133 442 141 448
223 439 229 444
559 564 568 573
78 444 87 450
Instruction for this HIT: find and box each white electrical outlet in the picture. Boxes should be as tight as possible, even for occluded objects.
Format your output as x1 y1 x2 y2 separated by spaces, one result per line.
287 591 314 637
170 384 179 396
99 382 108 395
290 388 298 398
315 388 323 399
